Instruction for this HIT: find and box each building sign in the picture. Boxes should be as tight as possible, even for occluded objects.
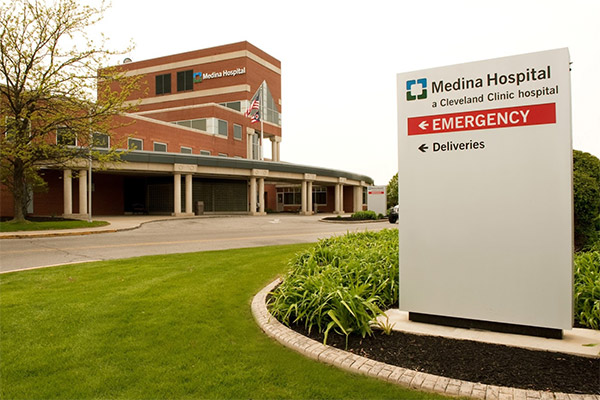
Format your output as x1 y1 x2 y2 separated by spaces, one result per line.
195 67 246 83
367 185 387 216
396 49 573 331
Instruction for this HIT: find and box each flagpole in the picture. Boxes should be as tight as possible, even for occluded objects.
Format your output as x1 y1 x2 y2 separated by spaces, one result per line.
260 81 266 161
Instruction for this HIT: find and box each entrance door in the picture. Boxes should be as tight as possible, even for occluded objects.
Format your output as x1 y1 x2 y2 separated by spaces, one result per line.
276 192 284 212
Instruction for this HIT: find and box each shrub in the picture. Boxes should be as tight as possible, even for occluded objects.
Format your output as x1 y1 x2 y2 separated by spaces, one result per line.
350 210 377 220
573 150 600 251
574 250 600 330
268 229 399 345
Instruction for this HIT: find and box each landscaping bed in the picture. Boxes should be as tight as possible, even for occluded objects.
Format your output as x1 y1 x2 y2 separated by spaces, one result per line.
269 230 600 396
290 323 599 395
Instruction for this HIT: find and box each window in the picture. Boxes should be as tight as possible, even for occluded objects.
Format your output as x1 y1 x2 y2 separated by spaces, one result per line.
56 127 76 146
313 186 327 205
217 119 228 137
218 153 227 157
200 150 211 156
219 101 241 112
278 187 302 205
93 132 109 148
251 133 260 160
4 116 30 139
191 119 206 131
153 142 167 152
128 138 143 150
177 70 193 92
180 146 192 154
233 124 242 140
173 119 206 131
155 73 171 95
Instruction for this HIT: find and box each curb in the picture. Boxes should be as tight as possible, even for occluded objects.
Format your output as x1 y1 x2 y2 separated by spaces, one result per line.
319 218 392 224
251 278 598 400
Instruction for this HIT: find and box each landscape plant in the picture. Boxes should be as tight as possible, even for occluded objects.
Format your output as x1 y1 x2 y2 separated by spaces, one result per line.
268 229 399 345
574 249 600 329
573 150 600 250
350 210 378 220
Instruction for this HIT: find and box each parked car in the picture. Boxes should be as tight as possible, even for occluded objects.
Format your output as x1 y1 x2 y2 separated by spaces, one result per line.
388 205 399 223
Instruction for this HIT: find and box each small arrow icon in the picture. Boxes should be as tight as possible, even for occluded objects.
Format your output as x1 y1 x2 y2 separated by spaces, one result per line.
418 144 428 153
419 121 429 130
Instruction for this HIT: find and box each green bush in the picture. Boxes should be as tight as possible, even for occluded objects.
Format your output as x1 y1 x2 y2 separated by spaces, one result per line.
268 229 399 345
350 210 377 220
574 250 600 330
573 150 600 250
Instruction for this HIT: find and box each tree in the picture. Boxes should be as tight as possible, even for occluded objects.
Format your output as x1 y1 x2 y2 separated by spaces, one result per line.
0 0 139 222
573 150 600 250
386 172 398 209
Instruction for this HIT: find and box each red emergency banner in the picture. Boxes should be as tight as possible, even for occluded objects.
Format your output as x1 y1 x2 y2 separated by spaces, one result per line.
407 103 556 135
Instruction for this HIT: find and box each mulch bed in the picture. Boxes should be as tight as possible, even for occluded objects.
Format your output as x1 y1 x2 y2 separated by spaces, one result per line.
289 323 600 395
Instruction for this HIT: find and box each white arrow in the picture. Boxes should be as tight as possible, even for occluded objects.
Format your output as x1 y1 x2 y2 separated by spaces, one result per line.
419 121 429 130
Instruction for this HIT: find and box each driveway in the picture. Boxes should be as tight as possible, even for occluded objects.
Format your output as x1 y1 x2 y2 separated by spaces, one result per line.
0 214 390 273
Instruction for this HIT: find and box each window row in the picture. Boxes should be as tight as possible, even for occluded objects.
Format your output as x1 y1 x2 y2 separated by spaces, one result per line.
127 138 232 157
277 186 327 205
171 118 242 140
55 127 110 148
155 70 193 95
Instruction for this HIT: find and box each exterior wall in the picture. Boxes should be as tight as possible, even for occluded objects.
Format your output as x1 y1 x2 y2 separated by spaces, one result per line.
33 169 67 216
92 173 125 215
0 184 15 217
112 112 250 158
264 184 277 211
106 41 282 160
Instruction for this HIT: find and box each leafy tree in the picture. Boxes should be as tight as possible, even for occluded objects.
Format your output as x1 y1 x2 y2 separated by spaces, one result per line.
573 150 600 250
0 0 139 222
386 172 398 209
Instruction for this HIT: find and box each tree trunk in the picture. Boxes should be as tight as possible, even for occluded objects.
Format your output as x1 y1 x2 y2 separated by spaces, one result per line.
11 161 28 223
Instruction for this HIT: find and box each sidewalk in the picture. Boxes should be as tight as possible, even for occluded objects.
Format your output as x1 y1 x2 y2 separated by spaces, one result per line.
0 215 195 239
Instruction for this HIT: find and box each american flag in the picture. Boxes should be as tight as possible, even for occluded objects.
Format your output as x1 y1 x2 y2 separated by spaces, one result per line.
245 92 260 118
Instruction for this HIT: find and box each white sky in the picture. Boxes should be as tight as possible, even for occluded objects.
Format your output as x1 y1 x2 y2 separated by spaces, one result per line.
93 0 599 185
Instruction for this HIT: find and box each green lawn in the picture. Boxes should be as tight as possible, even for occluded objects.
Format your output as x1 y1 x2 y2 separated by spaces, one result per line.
0 219 108 232
0 245 447 399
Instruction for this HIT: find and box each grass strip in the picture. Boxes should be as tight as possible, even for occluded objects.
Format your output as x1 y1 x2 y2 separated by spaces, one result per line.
0 244 444 399
0 219 108 232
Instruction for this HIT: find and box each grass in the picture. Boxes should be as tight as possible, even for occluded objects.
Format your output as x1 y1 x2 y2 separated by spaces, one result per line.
0 244 446 400
0 219 108 232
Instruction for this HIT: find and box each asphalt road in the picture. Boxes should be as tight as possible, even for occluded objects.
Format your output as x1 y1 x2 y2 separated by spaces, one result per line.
0 215 390 273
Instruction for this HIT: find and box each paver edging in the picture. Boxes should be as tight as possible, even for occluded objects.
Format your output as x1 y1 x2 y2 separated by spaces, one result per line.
251 278 599 400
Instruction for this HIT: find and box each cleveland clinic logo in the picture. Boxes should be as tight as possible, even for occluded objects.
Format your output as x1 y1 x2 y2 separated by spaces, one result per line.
406 78 427 101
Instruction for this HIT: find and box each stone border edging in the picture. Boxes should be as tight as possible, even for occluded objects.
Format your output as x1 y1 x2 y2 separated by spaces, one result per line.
319 218 391 224
251 278 598 400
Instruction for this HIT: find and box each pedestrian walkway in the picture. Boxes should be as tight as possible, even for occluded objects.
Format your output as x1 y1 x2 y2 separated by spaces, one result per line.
0 215 197 239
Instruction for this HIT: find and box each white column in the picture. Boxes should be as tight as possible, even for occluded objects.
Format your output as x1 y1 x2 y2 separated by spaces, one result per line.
258 178 265 214
63 169 72 215
79 169 87 215
250 177 257 214
173 173 181 215
353 186 362 212
185 174 193 215
301 181 307 214
335 183 345 214
307 181 313 215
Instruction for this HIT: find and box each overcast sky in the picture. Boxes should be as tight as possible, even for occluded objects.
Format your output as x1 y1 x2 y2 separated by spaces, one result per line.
93 0 599 185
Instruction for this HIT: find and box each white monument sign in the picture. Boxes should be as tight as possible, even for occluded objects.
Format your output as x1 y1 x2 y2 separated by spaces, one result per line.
396 49 573 332
367 185 387 216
